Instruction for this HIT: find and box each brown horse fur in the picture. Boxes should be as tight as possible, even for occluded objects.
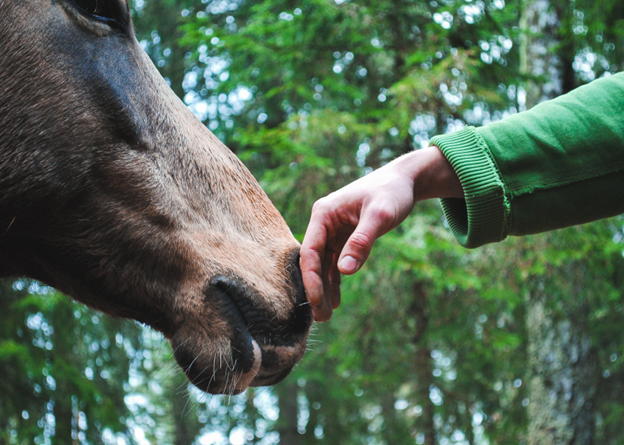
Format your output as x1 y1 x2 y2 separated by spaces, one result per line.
0 0 312 394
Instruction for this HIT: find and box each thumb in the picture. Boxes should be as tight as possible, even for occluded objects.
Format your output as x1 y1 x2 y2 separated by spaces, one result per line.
337 213 388 275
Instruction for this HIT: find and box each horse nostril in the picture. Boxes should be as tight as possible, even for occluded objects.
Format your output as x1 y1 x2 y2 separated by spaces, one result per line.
211 276 257 318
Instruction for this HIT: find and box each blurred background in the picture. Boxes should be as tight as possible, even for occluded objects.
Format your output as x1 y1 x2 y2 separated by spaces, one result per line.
2 0 624 443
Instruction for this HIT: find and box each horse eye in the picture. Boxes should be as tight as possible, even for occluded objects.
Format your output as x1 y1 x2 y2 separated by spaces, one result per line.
72 0 116 20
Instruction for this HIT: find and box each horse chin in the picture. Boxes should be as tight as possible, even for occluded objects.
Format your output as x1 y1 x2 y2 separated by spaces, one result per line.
210 339 309 394
199 340 263 396
171 326 310 395
250 342 309 387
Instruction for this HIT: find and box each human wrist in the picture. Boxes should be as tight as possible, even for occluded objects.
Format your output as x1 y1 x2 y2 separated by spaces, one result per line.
392 146 463 202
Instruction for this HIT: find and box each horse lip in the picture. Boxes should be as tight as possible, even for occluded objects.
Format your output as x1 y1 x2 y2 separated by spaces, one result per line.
210 276 257 374
250 367 292 387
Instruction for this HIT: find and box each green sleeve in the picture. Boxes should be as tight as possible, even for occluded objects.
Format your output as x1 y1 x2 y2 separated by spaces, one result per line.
430 72 624 248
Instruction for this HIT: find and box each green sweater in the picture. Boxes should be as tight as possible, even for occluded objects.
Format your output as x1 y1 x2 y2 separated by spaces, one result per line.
430 72 624 248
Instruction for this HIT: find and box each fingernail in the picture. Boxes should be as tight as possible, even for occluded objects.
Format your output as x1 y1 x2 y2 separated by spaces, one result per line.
338 255 358 273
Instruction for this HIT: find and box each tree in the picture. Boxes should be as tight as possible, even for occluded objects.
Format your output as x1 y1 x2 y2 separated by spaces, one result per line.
3 0 624 443
0 279 140 443
143 0 624 442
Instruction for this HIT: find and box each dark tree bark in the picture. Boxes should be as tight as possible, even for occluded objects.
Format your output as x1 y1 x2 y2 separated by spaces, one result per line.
275 381 302 445
411 282 436 445
519 0 561 107
526 268 598 445
168 372 203 445
520 3 598 442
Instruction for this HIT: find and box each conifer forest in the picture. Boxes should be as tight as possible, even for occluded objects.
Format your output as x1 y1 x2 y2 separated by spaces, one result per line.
2 0 624 443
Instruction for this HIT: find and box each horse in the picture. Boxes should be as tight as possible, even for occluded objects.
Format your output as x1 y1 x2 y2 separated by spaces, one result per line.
0 0 312 394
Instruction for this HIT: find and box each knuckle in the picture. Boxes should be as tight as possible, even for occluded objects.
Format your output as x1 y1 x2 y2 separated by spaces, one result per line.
312 197 330 213
367 204 393 222
300 247 318 261
349 232 372 250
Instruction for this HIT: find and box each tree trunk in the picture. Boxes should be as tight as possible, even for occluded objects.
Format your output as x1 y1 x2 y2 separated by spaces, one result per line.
411 282 436 445
169 372 203 445
520 2 597 443
54 395 73 444
275 381 302 445
519 0 561 107
526 269 598 445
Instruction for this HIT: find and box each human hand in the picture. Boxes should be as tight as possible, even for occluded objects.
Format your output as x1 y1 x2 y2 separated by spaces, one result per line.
300 146 462 322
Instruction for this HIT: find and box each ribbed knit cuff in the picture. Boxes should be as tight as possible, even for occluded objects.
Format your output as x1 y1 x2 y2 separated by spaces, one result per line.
430 127 510 248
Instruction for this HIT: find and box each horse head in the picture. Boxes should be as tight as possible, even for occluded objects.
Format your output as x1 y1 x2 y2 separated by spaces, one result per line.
0 0 312 394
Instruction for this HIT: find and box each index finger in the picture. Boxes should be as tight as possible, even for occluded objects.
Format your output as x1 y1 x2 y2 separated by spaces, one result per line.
300 214 330 320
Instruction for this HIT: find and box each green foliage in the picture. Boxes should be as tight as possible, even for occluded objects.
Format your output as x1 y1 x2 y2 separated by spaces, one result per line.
171 0 624 442
0 280 140 444
3 0 624 443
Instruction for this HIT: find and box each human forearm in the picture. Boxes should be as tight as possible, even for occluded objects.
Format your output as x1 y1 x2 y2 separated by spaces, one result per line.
432 72 624 248
408 145 464 202
480 72 624 236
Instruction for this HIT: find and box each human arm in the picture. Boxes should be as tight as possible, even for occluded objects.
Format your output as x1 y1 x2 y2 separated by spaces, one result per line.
434 72 624 247
302 72 624 322
300 146 463 322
